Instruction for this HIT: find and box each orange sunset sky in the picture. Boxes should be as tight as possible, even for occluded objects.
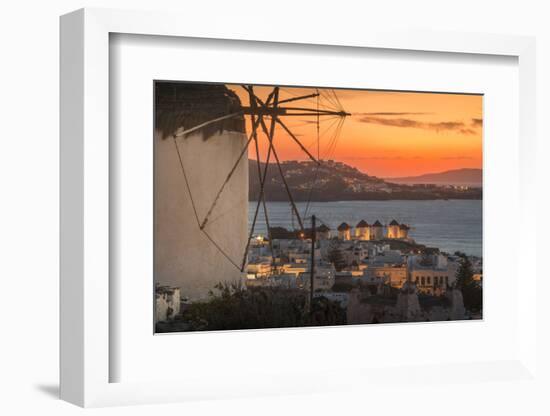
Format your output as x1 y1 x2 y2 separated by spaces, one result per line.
227 84 482 178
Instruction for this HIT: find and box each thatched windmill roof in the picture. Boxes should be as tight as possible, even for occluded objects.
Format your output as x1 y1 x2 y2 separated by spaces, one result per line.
356 219 369 228
337 222 351 231
155 82 246 140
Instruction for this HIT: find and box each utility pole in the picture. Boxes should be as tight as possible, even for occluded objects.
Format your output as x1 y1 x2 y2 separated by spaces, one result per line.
310 215 316 316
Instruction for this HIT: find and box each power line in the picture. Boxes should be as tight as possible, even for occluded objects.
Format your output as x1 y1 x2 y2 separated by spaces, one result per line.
169 85 350 274
171 136 243 271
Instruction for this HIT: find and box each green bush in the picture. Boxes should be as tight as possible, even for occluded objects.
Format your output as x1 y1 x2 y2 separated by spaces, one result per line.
181 283 345 331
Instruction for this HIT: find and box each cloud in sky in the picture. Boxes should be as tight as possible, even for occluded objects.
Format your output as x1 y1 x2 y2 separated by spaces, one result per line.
356 112 431 116
440 156 474 160
471 118 483 127
339 155 477 162
357 115 481 135
340 155 424 161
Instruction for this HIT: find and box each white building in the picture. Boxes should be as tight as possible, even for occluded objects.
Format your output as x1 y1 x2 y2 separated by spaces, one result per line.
247 261 272 278
370 249 403 265
363 264 408 288
280 263 308 277
408 254 457 295
341 242 369 265
155 285 181 322
299 271 336 291
270 273 299 289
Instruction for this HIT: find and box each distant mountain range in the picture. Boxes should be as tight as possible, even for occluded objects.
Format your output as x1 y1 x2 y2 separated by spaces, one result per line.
249 160 482 202
385 168 482 187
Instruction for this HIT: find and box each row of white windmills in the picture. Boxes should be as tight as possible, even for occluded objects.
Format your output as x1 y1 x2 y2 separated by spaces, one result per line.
334 219 410 241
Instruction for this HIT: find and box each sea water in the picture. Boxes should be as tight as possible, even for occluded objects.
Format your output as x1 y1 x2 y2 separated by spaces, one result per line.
249 199 482 257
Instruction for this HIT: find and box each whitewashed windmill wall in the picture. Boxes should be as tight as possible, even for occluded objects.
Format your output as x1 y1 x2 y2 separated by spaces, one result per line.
154 128 248 301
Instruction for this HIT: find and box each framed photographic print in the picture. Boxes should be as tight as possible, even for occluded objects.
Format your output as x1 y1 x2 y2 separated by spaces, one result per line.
153 81 483 334
60 8 538 408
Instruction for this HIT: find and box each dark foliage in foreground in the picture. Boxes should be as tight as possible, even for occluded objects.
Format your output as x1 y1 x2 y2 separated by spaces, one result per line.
454 252 483 313
180 283 346 331
327 245 347 272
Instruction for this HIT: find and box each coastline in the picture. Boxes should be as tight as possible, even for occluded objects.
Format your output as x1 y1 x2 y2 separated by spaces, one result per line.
250 194 482 202
248 199 482 257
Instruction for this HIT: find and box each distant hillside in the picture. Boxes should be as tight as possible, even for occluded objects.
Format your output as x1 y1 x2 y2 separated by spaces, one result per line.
385 168 482 187
249 160 482 201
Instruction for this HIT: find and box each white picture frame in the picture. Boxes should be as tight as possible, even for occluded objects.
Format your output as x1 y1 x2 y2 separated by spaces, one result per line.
60 7 538 408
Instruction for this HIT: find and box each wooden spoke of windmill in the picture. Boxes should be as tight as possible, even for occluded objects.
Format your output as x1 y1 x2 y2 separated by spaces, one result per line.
174 84 350 272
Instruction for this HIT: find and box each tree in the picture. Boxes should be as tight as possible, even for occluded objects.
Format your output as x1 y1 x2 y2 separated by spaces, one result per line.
310 296 346 326
179 282 346 331
455 254 474 290
454 253 482 313
327 244 347 271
